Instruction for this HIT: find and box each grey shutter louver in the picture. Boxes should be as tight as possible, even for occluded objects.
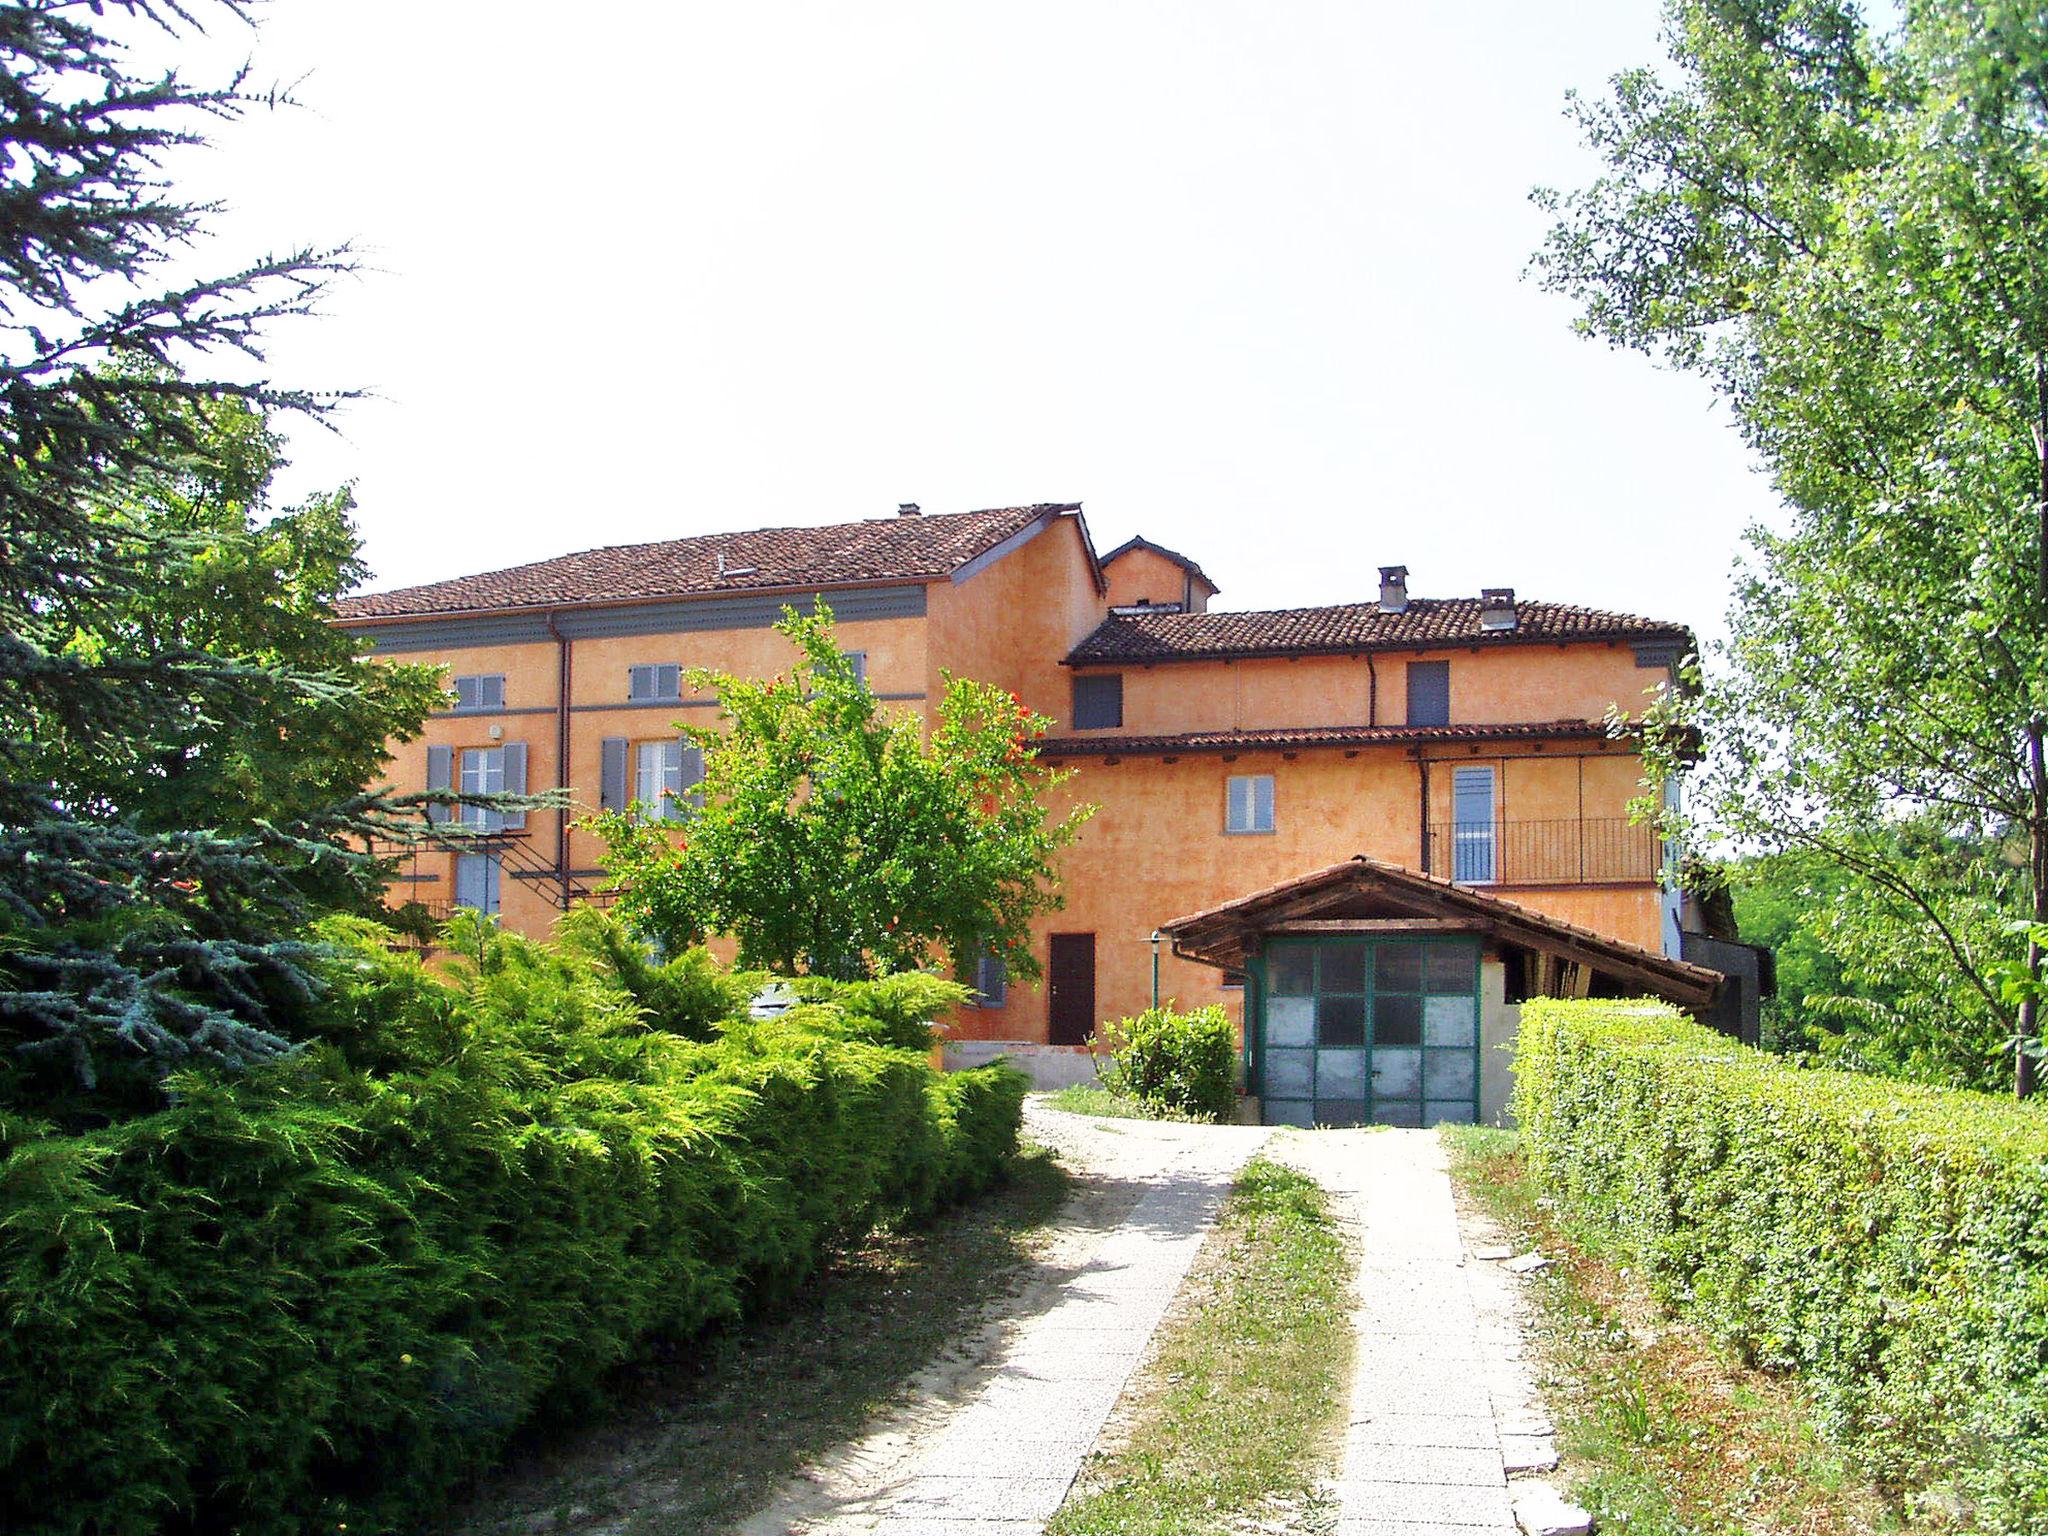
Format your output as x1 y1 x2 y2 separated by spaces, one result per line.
600 737 629 813
501 741 527 830
453 676 476 711
1072 673 1123 729
426 743 453 824
628 665 653 702
482 674 506 709
680 744 705 813
657 663 681 699
1407 661 1450 727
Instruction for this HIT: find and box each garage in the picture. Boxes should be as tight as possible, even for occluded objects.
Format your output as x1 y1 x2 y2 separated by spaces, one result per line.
1156 854 1724 1127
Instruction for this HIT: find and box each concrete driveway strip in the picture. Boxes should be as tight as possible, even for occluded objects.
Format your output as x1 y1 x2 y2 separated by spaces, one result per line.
1275 1127 1528 1536
806 1110 1271 1535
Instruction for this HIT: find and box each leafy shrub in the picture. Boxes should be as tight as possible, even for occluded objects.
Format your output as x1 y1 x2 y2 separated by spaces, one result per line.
1096 1005 1236 1121
0 917 1024 1536
1513 999 2048 1531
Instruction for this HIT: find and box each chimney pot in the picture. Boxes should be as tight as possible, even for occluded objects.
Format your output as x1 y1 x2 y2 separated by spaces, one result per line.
1378 565 1409 614
897 502 921 517
1480 587 1517 631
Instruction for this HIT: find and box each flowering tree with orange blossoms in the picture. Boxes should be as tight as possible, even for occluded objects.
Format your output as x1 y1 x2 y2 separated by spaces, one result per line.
591 605 1093 980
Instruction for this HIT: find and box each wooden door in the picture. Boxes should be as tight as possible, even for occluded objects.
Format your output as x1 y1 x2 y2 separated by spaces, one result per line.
1047 933 1096 1045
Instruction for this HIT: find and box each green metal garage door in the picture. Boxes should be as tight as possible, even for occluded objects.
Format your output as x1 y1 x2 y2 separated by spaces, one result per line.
1252 936 1480 1128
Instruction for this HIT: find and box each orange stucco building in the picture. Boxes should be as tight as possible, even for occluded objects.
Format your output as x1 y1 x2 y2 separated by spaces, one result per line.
336 502 1714 1120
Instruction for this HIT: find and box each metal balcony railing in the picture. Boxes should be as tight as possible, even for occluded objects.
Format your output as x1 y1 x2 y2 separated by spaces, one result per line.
1423 817 1661 886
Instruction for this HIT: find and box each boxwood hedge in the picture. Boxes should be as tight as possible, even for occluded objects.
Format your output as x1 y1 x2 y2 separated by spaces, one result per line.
0 915 1026 1536
1513 998 2048 1529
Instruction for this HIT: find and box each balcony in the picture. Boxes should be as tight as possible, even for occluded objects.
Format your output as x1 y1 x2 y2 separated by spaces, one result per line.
1422 817 1661 886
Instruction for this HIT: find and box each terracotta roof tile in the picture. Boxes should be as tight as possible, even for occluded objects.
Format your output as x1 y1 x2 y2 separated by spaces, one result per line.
335 504 1075 621
1067 597 1692 664
1039 720 1620 757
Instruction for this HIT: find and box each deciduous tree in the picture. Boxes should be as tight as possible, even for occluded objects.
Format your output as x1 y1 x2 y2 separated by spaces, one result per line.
1540 0 2048 1091
593 606 1093 982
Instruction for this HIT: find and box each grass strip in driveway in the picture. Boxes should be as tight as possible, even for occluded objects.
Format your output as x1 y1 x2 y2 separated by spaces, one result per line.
1048 1153 1351 1536
1441 1124 1923 1536
441 1144 1070 1536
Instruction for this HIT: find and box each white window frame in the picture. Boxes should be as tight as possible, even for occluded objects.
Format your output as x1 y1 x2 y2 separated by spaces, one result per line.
1451 765 1497 884
1225 773 1276 835
636 738 687 821
459 745 506 831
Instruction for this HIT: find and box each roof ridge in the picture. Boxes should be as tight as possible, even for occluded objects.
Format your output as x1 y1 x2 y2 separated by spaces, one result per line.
337 503 1072 616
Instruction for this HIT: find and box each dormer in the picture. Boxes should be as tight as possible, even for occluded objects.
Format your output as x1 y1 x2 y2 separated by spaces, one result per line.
1100 536 1220 614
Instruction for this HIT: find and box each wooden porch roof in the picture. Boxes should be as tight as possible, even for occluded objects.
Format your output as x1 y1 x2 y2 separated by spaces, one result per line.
1157 854 1722 1010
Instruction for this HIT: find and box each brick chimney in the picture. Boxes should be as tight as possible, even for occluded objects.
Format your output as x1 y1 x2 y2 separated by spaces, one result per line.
897 502 921 517
1480 587 1517 631
1378 565 1409 614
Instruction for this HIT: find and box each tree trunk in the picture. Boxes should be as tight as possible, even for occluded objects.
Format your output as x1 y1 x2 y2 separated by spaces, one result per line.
2025 349 2048 1098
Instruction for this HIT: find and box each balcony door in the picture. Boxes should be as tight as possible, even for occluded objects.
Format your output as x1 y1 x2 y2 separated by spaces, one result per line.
1451 766 1497 884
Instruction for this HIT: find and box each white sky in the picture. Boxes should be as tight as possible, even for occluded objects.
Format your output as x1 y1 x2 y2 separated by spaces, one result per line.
169 1 1776 645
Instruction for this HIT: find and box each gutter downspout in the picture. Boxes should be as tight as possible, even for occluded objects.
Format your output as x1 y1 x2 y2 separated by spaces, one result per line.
1417 753 1431 874
1365 652 1379 727
546 613 573 908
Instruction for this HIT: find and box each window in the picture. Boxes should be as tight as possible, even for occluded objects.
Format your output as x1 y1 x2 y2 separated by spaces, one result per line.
454 852 501 915
628 663 682 702
1451 765 1496 883
451 674 506 712
635 738 702 821
1071 673 1123 729
841 650 868 689
966 951 1007 1008
1406 660 1449 727
459 746 506 831
1226 774 1275 834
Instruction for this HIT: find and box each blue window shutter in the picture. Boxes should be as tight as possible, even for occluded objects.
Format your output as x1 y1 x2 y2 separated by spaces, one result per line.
482 674 506 709
1407 661 1450 727
1072 673 1123 729
600 737 629 813
501 741 527 831
680 744 705 813
426 743 453 824
657 663 682 700
628 665 653 702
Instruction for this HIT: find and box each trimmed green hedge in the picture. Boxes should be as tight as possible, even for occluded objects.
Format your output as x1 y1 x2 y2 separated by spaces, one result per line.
0 916 1025 1536
1513 998 2048 1529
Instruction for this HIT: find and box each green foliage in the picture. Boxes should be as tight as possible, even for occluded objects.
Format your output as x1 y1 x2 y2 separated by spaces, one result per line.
1513 998 2048 1529
0 918 1025 1536
0 4 488 1102
1537 0 2048 1089
1096 1005 1237 1121
592 604 1092 982
1724 827 2022 1089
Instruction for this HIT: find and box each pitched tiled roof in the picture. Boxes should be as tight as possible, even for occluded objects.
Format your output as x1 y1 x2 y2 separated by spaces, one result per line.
1039 720 1620 758
1157 854 1723 1006
1100 535 1219 595
1067 598 1691 664
335 504 1077 621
